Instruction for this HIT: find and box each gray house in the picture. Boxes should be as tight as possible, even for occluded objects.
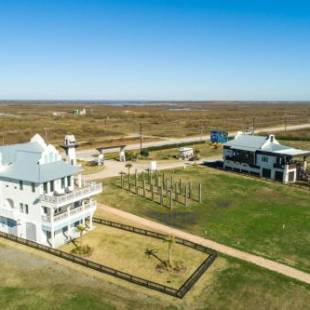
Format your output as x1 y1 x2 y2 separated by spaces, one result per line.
223 132 310 183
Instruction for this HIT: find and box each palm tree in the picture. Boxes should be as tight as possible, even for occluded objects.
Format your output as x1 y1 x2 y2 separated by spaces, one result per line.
145 248 167 267
164 235 175 267
125 162 133 175
75 224 87 248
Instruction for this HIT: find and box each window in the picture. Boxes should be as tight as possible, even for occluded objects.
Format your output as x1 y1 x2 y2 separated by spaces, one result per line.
43 207 48 214
19 203 24 213
67 176 71 187
31 183 35 193
61 177 65 189
50 180 54 192
19 180 23 190
43 182 48 194
262 156 269 163
25 204 29 214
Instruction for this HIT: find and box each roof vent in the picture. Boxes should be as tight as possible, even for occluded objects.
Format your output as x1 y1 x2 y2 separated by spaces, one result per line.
269 134 275 143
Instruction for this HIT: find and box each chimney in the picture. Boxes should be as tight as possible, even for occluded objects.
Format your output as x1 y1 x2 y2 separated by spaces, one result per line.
269 134 275 143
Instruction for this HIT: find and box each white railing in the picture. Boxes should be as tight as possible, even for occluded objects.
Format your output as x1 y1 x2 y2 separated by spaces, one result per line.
40 182 102 205
0 207 15 219
41 202 96 223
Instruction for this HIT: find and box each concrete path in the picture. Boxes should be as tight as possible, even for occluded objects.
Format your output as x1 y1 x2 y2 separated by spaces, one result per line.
98 203 310 285
85 159 196 181
77 123 310 160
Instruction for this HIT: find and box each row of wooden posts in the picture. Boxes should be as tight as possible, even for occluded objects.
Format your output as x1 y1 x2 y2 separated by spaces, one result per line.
120 169 202 208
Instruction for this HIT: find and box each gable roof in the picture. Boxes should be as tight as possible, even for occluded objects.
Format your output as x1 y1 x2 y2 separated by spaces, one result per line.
0 135 81 183
224 133 310 157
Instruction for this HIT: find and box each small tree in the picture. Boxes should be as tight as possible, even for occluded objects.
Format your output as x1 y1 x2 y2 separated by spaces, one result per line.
164 235 175 267
145 248 167 267
75 224 87 248
125 162 133 175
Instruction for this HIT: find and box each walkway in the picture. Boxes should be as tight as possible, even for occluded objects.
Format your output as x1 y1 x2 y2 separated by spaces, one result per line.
98 203 310 285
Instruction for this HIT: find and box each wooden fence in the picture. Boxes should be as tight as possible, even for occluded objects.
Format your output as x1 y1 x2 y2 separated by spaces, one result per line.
0 218 217 299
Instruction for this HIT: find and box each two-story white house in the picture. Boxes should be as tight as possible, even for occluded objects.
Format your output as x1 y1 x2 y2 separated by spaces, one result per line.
0 134 102 248
223 132 310 183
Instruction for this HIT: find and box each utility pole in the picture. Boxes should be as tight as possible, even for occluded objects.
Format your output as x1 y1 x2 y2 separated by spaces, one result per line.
139 123 143 154
252 117 256 135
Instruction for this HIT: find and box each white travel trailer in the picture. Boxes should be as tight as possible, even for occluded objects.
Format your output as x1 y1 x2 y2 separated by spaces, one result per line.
0 134 102 248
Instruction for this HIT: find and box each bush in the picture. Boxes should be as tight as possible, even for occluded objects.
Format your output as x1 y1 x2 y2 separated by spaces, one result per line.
140 148 149 157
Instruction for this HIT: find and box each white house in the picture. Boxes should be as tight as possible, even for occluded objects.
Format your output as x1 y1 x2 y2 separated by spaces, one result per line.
0 134 102 248
223 132 310 184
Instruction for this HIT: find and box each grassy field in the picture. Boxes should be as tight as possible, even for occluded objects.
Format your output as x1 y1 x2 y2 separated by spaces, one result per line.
60 224 207 288
97 166 310 272
0 235 309 309
0 102 309 148
142 142 223 161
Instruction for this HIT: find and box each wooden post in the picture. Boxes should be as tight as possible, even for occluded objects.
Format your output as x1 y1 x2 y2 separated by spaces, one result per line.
128 173 130 191
189 182 192 199
185 185 188 207
155 172 158 187
147 169 150 184
169 190 173 209
174 183 178 202
135 169 137 189
150 172 153 186
160 187 163 206
162 172 165 189
120 173 124 189
142 176 145 197
170 175 173 189
151 184 154 201
199 183 202 203
179 179 182 194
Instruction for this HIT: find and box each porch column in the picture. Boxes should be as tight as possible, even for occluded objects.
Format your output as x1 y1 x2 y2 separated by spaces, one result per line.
89 215 93 229
50 207 55 248
303 156 308 171
67 206 71 237
77 173 82 188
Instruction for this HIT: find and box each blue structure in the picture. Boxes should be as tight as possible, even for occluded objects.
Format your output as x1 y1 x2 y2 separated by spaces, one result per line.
210 130 228 144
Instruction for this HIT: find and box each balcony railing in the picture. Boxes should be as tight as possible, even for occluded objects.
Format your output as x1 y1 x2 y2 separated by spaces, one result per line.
40 182 102 206
0 207 15 219
41 202 96 223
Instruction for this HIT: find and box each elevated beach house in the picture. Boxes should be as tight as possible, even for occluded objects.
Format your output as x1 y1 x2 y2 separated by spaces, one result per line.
223 132 310 183
0 134 102 247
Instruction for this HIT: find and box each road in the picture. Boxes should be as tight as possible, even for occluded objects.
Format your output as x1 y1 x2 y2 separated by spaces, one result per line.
99 203 310 285
85 159 197 181
77 123 310 161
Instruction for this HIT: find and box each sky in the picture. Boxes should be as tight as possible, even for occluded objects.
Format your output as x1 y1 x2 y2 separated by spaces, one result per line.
0 0 309 101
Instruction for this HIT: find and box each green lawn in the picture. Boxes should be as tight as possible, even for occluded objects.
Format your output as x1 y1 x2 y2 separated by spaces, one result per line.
0 238 309 310
98 166 310 272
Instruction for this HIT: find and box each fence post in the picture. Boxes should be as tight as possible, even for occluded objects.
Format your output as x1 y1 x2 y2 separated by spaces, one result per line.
151 184 154 201
120 173 124 189
199 183 202 203
169 190 173 209
160 187 163 206
143 176 146 197
185 185 188 207
189 182 192 199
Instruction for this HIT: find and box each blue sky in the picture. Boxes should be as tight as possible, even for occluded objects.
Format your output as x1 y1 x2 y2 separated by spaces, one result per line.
0 0 309 100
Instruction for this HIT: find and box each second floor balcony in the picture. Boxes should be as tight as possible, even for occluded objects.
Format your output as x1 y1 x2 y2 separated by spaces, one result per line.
40 182 102 208
41 201 96 224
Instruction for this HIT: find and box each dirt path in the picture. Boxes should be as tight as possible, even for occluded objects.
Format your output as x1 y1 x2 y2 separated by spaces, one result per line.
98 203 310 285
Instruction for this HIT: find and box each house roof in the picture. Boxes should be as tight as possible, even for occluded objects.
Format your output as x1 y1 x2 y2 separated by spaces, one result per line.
0 134 81 183
224 133 310 157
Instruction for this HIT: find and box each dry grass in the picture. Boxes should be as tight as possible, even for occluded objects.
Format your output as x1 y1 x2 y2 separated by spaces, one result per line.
0 102 309 148
60 225 206 288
